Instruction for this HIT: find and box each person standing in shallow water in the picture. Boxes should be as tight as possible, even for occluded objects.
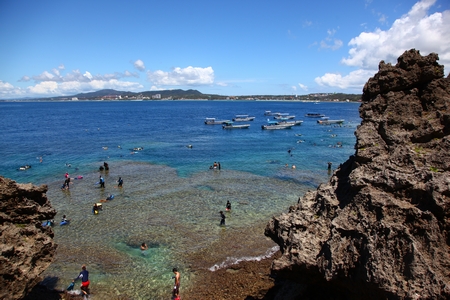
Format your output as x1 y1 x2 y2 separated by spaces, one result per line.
117 177 123 187
220 211 226 226
73 264 90 296
140 242 148 255
172 268 180 298
99 175 105 188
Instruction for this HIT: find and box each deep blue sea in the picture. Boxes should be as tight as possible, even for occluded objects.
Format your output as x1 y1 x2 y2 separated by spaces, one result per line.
0 100 360 299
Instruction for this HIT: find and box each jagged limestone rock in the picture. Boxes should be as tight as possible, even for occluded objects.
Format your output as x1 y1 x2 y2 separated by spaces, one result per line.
0 177 57 300
265 49 450 299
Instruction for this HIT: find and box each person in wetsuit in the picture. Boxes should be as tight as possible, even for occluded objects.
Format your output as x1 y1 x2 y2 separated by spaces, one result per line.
220 211 226 226
73 264 90 296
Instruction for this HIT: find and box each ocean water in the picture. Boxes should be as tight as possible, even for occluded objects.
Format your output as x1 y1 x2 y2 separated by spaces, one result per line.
0 100 360 299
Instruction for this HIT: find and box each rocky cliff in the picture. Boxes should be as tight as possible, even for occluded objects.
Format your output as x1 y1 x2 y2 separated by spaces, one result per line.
0 177 57 300
265 49 450 299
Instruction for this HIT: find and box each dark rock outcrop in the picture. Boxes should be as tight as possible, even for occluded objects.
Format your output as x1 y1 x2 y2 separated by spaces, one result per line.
265 49 450 299
0 177 57 300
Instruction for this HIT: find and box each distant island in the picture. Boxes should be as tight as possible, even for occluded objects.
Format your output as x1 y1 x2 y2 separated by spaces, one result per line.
1 88 362 102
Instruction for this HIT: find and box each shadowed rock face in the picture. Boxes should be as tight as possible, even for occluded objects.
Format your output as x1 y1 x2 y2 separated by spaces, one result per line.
0 177 57 300
265 49 450 300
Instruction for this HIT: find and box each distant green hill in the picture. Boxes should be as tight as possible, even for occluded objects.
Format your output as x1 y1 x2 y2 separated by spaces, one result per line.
70 89 208 99
4 89 361 101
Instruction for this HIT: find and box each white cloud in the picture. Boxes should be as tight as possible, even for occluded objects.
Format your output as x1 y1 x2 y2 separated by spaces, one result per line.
19 76 30 82
315 69 376 89
342 0 450 69
0 63 147 99
33 71 59 82
28 81 59 94
317 0 450 91
147 66 214 86
124 70 139 78
83 71 93 80
319 28 343 51
0 80 26 98
23 79 143 96
134 59 145 71
0 80 15 91
52 68 61 76
298 83 308 91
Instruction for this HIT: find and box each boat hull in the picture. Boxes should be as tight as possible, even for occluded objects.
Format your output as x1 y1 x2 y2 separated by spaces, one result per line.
205 118 230 125
223 124 250 129
317 119 344 125
305 113 325 118
261 124 294 130
277 120 303 126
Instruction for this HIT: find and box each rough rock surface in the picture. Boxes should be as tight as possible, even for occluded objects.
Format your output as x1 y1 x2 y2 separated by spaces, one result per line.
0 176 58 300
265 49 450 299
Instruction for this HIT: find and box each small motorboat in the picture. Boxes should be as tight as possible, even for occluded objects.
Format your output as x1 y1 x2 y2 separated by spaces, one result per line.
222 121 250 129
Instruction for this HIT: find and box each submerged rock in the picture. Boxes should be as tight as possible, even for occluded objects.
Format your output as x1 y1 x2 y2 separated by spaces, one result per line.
0 177 57 300
265 49 450 299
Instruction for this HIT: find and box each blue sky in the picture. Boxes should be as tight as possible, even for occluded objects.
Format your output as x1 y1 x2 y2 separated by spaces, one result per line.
0 0 449 99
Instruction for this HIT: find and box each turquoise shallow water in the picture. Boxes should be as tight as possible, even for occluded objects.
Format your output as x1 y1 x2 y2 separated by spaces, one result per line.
0 100 360 299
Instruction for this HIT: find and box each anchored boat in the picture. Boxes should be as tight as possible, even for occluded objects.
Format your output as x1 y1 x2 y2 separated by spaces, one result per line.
222 121 250 129
205 117 230 125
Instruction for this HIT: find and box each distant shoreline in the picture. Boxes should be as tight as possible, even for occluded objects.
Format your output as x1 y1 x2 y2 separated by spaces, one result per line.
0 98 362 103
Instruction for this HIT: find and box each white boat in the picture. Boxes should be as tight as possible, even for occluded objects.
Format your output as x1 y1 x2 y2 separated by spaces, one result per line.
273 112 290 117
204 117 230 125
277 119 303 126
274 115 295 120
317 119 344 125
264 111 289 116
305 113 325 118
233 114 255 122
261 121 294 130
222 121 250 129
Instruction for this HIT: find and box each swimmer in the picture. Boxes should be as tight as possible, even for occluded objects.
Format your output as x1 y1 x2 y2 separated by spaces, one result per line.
140 243 148 251
93 203 99 214
226 201 231 211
